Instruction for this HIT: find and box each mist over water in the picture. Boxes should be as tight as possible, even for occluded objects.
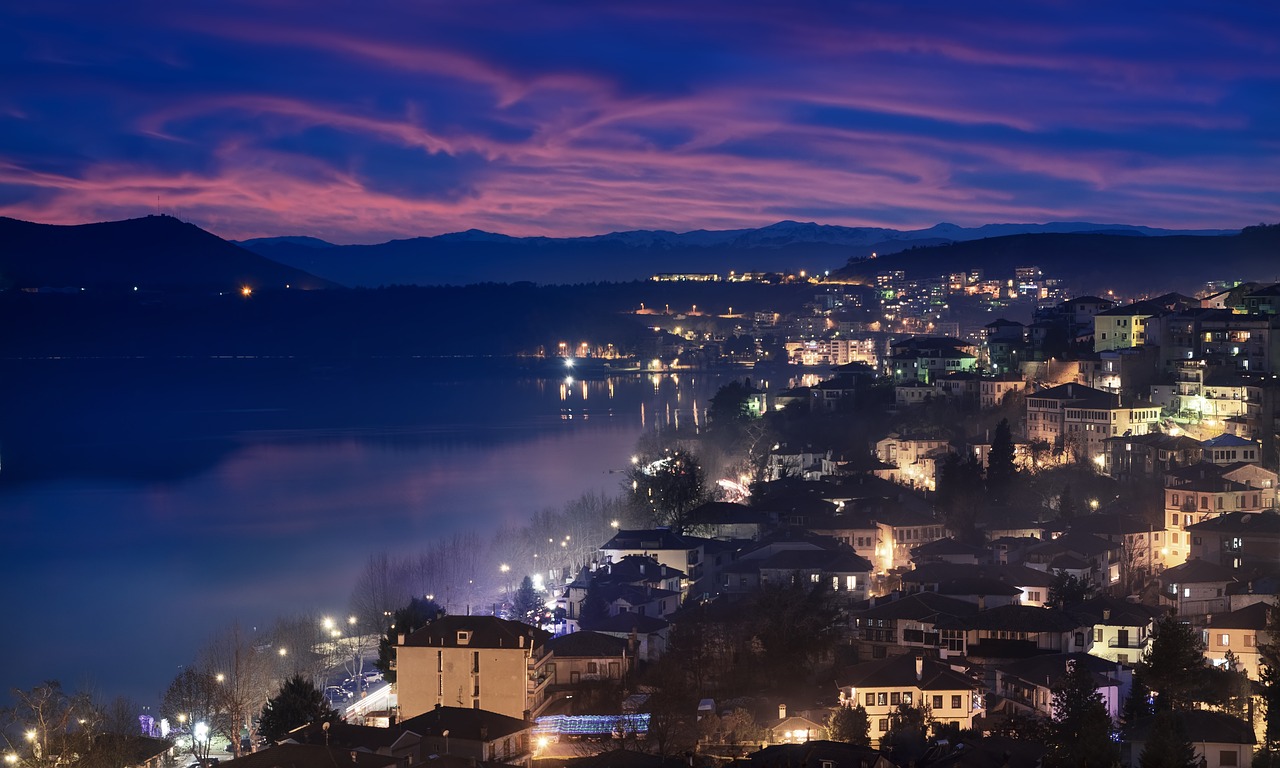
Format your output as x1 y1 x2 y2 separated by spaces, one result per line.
0 358 731 705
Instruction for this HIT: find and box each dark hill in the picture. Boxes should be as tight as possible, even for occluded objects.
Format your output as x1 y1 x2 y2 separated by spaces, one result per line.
0 215 336 292
834 225 1280 294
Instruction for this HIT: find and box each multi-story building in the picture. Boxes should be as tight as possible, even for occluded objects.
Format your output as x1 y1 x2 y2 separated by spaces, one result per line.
1187 510 1280 571
1025 383 1161 465
835 653 983 741
1163 462 1278 567
1203 602 1273 678
395 615 550 721
1103 433 1204 482
1094 301 1162 352
874 433 952 491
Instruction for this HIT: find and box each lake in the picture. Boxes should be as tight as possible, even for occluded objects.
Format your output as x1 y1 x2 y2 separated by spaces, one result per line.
0 357 735 706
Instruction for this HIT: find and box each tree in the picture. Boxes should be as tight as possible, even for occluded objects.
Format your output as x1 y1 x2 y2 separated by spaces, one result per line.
827 705 871 746
1258 603 1280 757
1045 658 1116 768
1048 572 1097 608
1058 483 1078 520
1138 711 1199 768
161 667 222 767
375 596 443 684
936 452 985 544
881 703 931 766
512 575 544 626
1 682 97 768
707 379 756 450
258 675 333 744
348 551 410 634
987 417 1019 504
200 622 271 757
578 580 611 630
626 448 707 533
1139 614 1206 712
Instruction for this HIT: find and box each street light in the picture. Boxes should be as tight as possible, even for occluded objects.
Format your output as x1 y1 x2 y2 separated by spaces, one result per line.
215 673 225 683
442 730 449 755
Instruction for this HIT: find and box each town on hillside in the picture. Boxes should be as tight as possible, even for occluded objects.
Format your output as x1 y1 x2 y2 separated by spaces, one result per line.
10 270 1280 768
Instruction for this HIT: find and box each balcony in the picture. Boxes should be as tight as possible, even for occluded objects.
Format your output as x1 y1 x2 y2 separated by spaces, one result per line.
1107 636 1148 649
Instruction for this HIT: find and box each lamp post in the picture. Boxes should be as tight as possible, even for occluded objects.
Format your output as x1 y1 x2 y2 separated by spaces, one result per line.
442 730 449 755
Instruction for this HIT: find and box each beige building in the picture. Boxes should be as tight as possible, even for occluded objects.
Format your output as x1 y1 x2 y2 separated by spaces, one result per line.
1093 301 1160 352
1025 383 1159 466
395 615 550 721
1203 602 1273 679
836 653 982 741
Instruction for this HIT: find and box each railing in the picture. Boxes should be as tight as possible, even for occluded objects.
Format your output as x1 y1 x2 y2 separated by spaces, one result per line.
1107 637 1147 649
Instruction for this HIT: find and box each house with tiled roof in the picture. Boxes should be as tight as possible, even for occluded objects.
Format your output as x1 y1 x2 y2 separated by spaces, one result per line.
1204 601 1275 678
1102 432 1204 481
599 529 704 590
683 501 770 541
217 744 401 768
591 612 669 663
1066 596 1163 666
852 592 979 661
284 721 420 764
993 653 1131 724
901 563 1055 609
1188 510 1280 571
397 706 534 766
1158 559 1238 618
1126 710 1255 768
542 631 632 691
835 653 983 742
936 605 1095 661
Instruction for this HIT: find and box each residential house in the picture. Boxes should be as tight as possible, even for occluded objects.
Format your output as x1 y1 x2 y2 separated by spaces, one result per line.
592 613 669 664
1188 510 1280 571
874 433 952 491
835 653 983 741
683 501 770 541
1093 301 1162 352
1126 711 1254 768
599 529 705 591
994 653 1130 724
218 744 400 768
1067 596 1162 666
1025 382 1161 466
1103 432 1204 482
394 615 550 721
1158 559 1237 620
542 631 631 689
397 706 534 767
852 591 979 661
1203 601 1274 678
979 374 1026 409
937 604 1096 661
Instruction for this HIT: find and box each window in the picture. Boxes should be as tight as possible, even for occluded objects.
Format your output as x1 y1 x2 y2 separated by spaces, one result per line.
1074 632 1085 647
1184 588 1191 598
1245 634 1256 648
890 692 901 706
847 575 857 591
903 692 913 706
1221 751 1238 766
587 661 598 674
951 695 962 710
866 693 875 706
878 719 888 732
933 695 943 709
877 692 888 706
1094 628 1103 642
1219 634 1230 647
473 651 480 673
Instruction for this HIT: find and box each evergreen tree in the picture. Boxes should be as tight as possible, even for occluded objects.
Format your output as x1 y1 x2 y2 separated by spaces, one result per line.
827 705 871 746
578 580 611 629
1258 603 1280 755
1140 614 1206 712
986 418 1018 504
1048 571 1097 608
1058 484 1078 520
512 575 544 626
626 448 706 533
258 675 333 743
882 703 931 766
1122 674 1154 726
936 452 985 544
1138 711 1199 768
1045 658 1116 768
375 596 443 683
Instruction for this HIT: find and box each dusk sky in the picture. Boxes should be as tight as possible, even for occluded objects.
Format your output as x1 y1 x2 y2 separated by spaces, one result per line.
2 1 1278 243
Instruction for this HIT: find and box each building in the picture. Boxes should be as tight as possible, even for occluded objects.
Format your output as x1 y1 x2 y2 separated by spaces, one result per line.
1093 301 1162 352
1203 601 1274 678
542 631 632 688
397 706 535 767
1188 510 1280 571
852 591 979 661
394 615 550 721
994 653 1130 723
1158 559 1237 619
1126 711 1254 768
599 529 705 590
1067 596 1162 666
835 653 983 742
1025 383 1161 465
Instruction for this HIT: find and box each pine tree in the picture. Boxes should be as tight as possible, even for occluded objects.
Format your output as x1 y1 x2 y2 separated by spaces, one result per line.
1140 614 1206 712
882 703 931 766
1045 658 1116 768
512 575 544 626
986 417 1018 504
1058 483 1078 520
1258 603 1280 756
258 675 333 743
375 596 443 683
1138 711 1199 768
578 580 611 629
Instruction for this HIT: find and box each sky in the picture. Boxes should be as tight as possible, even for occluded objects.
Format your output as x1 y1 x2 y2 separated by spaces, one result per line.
1 1 1278 243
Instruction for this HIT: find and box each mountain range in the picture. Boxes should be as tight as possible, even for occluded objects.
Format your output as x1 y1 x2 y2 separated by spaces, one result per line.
236 220 1238 287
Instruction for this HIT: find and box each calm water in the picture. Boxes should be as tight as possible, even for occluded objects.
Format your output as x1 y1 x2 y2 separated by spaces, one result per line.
0 358 730 706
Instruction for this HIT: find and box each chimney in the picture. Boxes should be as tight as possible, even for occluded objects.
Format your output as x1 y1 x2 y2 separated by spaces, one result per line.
1102 609 1111 621
915 656 924 681
398 633 406 645
778 704 787 720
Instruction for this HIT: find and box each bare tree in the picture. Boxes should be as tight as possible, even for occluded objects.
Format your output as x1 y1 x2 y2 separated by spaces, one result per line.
160 668 221 767
348 552 411 634
200 622 271 757
2 682 97 768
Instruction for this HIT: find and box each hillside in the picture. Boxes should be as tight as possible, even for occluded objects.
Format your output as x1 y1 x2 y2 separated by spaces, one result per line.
238 220 1235 287
833 226 1280 294
0 215 336 292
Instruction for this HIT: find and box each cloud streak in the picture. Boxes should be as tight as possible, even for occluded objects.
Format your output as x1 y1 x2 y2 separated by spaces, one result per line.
1 1 1276 240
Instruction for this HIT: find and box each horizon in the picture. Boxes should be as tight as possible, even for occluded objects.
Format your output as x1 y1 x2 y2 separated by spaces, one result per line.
2 3 1277 243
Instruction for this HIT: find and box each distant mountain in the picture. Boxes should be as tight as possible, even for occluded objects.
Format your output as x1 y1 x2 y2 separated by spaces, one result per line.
236 220 1237 287
0 215 336 292
833 225 1280 294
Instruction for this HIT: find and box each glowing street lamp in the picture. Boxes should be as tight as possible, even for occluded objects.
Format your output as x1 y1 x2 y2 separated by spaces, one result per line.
215 673 225 683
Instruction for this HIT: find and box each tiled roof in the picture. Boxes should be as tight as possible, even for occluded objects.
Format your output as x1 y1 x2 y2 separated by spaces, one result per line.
592 613 669 634
397 705 532 742
602 529 697 551
1127 710 1255 745
218 744 399 768
402 615 549 649
857 592 981 622
1067 596 1162 627
1187 510 1280 534
1158 559 1238 585
546 631 630 658
836 653 979 692
939 604 1088 633
1207 601 1274 630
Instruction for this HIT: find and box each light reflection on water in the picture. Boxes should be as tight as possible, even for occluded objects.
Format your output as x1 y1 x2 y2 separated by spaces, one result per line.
0 361 733 706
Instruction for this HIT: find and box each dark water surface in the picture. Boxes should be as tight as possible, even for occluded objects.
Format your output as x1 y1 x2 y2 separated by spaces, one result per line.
0 358 726 705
